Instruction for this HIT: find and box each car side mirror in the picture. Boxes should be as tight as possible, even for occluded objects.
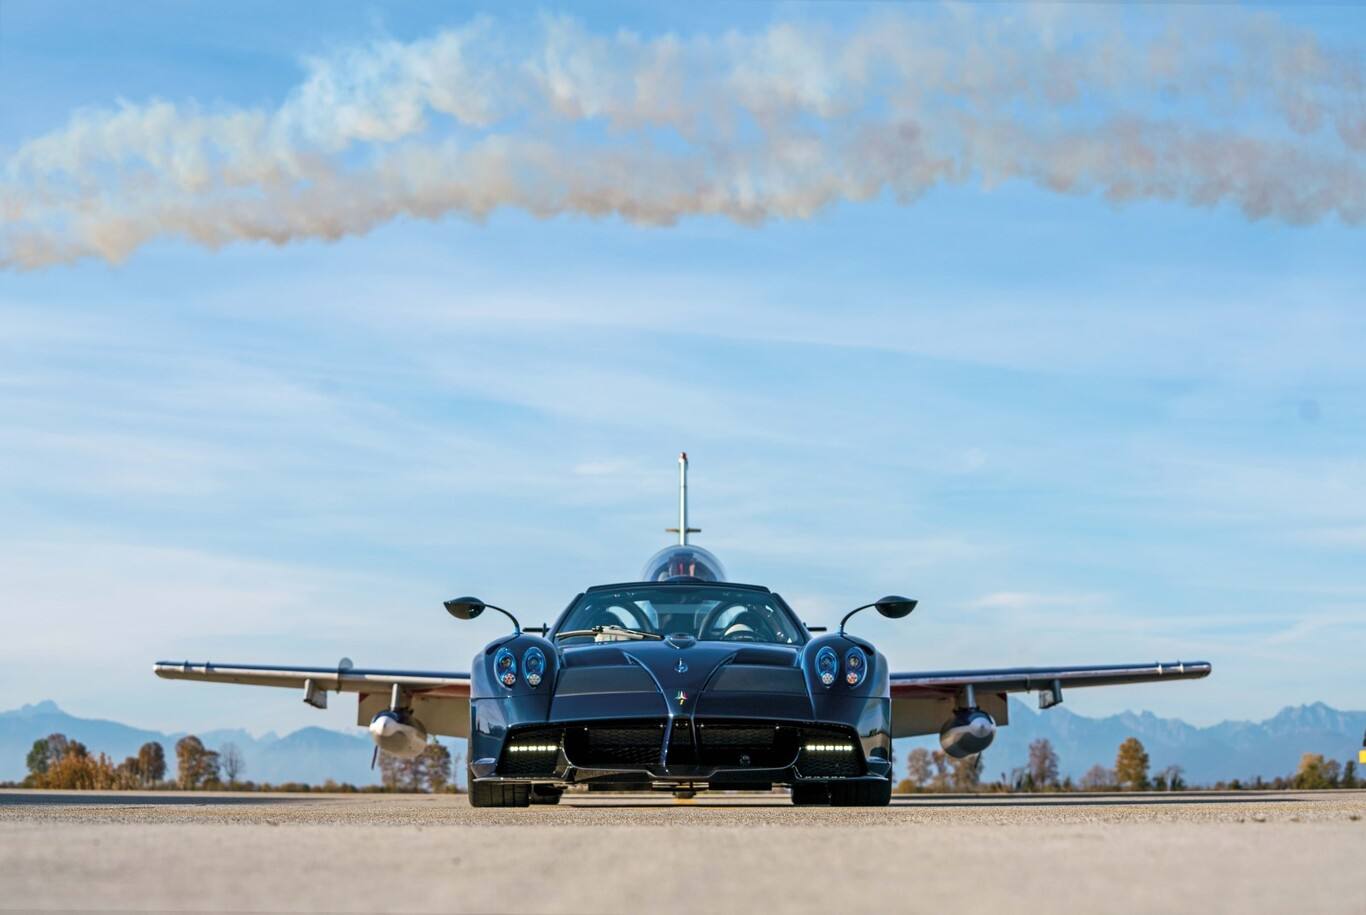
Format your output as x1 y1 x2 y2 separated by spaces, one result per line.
444 597 486 620
444 596 521 633
875 596 917 619
840 595 918 634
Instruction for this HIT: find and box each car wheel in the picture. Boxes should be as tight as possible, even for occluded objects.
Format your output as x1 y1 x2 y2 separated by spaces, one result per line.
790 783 830 805
828 778 892 807
529 785 563 805
467 764 531 808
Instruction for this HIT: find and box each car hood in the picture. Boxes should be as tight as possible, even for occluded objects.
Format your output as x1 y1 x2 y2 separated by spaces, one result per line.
553 639 807 715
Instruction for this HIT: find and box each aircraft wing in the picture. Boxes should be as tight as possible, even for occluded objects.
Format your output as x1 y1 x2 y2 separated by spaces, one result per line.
889 660 1211 739
154 661 472 738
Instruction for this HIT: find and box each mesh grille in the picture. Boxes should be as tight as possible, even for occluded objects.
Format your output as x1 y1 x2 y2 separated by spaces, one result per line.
506 720 866 776
498 727 563 776
795 726 865 778
694 721 797 768
564 722 666 769
795 753 863 777
700 726 776 748
667 720 697 765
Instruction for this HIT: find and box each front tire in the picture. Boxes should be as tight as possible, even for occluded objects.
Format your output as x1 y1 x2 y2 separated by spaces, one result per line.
467 764 530 808
829 778 892 807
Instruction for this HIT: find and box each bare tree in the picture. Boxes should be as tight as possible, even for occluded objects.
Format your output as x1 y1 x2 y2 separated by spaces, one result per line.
905 748 933 791
949 754 983 792
379 752 416 791
423 741 453 793
1080 764 1113 791
1027 738 1060 789
378 752 399 790
929 750 951 791
220 743 245 785
1156 764 1185 791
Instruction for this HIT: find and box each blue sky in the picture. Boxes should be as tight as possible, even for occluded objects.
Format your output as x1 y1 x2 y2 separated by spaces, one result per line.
2 2 1364 737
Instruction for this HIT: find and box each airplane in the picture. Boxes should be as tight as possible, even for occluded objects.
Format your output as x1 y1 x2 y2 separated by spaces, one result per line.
155 453 1211 806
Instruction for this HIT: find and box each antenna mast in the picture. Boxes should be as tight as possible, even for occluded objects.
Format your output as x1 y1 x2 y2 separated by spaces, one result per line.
666 451 701 545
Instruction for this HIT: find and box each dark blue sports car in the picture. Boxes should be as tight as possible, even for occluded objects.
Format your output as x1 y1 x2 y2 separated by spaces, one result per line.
449 565 911 807
156 455 1211 807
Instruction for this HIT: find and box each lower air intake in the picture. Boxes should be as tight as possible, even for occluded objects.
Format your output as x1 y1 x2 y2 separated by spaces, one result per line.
563 722 666 768
796 727 865 778
499 727 563 776
694 721 799 768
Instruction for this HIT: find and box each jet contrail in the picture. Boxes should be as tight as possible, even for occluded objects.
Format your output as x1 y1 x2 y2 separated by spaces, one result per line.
2 7 1363 269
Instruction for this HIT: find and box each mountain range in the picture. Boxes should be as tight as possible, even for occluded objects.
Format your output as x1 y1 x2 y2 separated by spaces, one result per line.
964 699 1366 785
0 701 383 786
3 699 1364 788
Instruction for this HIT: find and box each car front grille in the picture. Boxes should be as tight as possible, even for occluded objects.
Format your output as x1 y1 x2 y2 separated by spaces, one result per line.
501 719 865 776
694 721 799 768
667 719 697 765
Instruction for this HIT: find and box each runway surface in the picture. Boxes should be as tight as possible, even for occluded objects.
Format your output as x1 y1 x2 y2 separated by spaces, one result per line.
2 789 1363 913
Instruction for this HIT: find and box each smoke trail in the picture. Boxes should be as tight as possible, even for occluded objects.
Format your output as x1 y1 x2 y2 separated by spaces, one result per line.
3 7 1364 269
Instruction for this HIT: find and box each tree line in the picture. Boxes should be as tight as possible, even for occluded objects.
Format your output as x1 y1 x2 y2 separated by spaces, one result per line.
16 732 459 793
895 737 1362 793
17 730 1359 793
1211 753 1360 791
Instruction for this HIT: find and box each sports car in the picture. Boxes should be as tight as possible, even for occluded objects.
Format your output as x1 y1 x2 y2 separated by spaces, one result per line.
155 454 1211 807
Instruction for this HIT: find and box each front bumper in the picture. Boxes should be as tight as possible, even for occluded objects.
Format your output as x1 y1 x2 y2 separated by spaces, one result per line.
470 717 891 787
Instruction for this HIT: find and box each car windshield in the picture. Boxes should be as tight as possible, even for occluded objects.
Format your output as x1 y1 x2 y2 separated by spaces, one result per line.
556 584 804 645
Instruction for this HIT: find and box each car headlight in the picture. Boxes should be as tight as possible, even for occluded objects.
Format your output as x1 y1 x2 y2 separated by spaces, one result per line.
845 646 868 687
815 646 839 686
494 647 517 688
523 646 546 687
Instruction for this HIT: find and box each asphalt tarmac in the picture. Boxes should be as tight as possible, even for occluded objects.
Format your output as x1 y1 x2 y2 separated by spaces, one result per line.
2 789 1363 913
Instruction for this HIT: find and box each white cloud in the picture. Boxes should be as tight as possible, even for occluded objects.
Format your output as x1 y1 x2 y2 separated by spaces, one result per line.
4 8 1365 268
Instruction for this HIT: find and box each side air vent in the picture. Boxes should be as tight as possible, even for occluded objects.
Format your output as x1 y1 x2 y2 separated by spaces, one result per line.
554 666 658 696
729 647 801 667
708 665 807 694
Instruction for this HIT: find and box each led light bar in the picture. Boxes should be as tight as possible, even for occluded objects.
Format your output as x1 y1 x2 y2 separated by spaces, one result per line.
508 744 559 753
804 743 854 752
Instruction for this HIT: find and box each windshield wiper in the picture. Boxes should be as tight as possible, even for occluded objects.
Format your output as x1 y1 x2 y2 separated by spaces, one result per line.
554 625 663 641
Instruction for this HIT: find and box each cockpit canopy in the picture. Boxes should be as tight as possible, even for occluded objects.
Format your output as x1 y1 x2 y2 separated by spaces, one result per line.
556 583 803 645
641 544 727 582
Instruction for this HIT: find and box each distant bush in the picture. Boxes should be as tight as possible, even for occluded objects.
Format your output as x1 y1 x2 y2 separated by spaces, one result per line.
1293 753 1342 790
28 742 124 790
